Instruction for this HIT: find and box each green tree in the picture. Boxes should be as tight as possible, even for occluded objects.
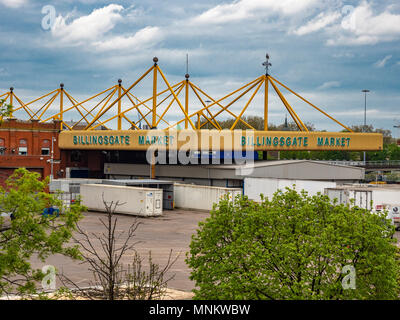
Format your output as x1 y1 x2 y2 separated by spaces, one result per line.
0 99 13 121
0 168 84 296
186 188 400 300
386 144 400 161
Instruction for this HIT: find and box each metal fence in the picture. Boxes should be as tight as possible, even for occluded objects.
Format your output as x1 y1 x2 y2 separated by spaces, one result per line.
323 160 400 167
52 192 79 211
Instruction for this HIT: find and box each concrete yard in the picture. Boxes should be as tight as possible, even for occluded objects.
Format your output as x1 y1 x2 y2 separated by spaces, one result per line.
26 209 400 296
30 209 210 293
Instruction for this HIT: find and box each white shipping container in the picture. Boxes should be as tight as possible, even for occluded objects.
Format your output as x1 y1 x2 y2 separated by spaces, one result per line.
174 184 242 211
325 187 400 211
244 177 336 202
80 184 163 217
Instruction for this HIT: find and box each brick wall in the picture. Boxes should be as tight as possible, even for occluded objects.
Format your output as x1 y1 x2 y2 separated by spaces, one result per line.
0 119 61 185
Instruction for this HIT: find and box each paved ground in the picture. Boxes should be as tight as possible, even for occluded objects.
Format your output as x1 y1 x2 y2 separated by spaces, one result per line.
30 209 210 293
393 230 400 246
27 213 400 295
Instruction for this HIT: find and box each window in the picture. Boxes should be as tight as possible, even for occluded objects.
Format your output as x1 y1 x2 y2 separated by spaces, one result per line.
0 138 5 155
18 147 27 155
41 148 50 155
18 139 28 155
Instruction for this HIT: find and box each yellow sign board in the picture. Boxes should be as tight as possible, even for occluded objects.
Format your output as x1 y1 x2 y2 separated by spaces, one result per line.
58 130 383 151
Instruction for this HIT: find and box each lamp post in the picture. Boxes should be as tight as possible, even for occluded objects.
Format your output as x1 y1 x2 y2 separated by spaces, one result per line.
362 89 370 164
50 136 56 181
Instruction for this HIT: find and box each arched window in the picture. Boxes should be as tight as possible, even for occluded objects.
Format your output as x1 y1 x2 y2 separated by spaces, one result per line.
18 139 28 155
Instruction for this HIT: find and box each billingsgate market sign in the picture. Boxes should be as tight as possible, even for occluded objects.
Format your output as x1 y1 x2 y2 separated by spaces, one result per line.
59 130 383 151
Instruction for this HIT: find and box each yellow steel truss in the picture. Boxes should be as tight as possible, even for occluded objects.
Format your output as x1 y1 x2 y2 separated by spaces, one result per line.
0 57 354 133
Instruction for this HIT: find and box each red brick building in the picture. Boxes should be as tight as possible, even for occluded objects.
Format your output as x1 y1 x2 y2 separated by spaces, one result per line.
0 119 62 185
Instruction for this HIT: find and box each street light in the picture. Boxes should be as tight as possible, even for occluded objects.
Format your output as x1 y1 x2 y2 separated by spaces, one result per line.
50 136 57 181
362 89 370 164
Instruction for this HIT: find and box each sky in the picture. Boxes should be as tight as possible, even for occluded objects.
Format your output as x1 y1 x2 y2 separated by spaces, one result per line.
0 0 399 136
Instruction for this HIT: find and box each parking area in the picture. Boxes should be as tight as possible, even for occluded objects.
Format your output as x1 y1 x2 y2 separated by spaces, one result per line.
30 209 210 293
24 211 400 294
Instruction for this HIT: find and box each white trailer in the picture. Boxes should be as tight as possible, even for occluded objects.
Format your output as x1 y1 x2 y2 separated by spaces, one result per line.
325 188 373 210
80 184 163 217
244 177 336 202
174 183 242 211
325 186 400 211
325 186 400 228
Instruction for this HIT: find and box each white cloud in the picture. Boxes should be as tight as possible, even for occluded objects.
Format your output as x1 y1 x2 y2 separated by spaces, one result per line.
0 0 27 8
317 81 341 90
192 0 318 24
294 11 341 36
374 55 392 68
51 4 124 46
48 4 161 53
93 26 162 52
327 2 400 46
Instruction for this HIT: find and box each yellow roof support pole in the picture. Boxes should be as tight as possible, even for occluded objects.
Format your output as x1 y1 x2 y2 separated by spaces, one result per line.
70 89 115 130
197 112 201 129
90 82 181 131
152 59 158 128
200 111 221 130
230 79 264 130
15 89 58 111
167 77 261 129
199 78 263 129
13 89 57 114
89 87 118 124
145 82 182 126
269 79 307 131
264 75 269 131
185 75 189 129
118 79 122 130
65 90 109 126
188 83 222 130
63 90 93 126
86 64 154 130
156 65 196 129
29 92 58 120
122 114 140 130
269 78 308 131
9 88 14 118
269 75 353 132
12 93 33 118
63 91 95 128
63 121 72 130
37 91 60 121
120 86 152 128
194 76 263 120
85 85 120 129
60 84 64 130
155 83 185 127
42 86 117 123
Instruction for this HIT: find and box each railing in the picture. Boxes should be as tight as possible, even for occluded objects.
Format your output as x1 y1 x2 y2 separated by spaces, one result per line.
322 160 400 167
